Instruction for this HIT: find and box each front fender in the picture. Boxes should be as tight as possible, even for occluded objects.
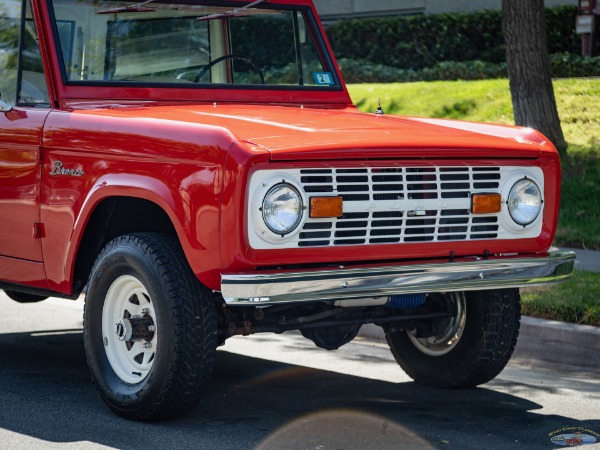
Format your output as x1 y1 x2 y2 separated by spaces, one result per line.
42 168 223 294
40 107 234 293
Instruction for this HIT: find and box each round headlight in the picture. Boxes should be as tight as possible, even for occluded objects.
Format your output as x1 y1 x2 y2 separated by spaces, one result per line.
262 183 303 235
507 178 542 226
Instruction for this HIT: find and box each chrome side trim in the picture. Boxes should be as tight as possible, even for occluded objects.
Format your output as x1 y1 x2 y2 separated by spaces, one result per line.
221 251 575 305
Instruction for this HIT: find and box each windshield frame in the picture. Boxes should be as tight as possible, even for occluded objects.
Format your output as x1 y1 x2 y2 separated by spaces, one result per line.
41 0 350 105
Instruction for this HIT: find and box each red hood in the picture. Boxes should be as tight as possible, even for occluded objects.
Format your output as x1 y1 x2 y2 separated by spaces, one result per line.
66 102 555 160
201 105 553 160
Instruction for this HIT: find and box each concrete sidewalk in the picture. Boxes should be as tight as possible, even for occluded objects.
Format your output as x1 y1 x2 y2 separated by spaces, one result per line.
358 246 600 375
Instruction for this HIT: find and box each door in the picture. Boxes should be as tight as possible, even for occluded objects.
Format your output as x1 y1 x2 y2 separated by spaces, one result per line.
0 0 50 263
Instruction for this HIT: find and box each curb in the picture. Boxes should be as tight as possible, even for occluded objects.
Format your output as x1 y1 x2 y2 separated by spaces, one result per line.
358 317 600 375
511 317 600 374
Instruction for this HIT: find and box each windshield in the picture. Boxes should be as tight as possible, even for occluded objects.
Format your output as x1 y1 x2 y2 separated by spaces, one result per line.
49 0 339 89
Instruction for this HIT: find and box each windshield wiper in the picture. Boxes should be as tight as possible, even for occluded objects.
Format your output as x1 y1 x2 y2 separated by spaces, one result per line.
197 0 268 21
97 0 157 15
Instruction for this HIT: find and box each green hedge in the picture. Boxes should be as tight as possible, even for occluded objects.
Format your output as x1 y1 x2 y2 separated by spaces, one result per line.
327 6 590 71
549 52 600 77
338 54 600 83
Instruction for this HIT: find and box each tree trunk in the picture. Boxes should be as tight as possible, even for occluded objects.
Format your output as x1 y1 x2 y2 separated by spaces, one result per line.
502 0 567 155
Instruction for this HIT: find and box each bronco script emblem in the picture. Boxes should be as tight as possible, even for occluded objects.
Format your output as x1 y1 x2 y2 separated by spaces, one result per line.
49 160 84 177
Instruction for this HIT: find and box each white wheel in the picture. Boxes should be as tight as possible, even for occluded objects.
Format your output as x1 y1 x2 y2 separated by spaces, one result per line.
84 233 217 421
102 275 157 383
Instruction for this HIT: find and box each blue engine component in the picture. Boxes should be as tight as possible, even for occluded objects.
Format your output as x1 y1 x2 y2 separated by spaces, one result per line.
386 293 427 309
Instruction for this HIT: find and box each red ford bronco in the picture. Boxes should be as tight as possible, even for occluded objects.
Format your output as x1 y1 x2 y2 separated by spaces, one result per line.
0 0 574 420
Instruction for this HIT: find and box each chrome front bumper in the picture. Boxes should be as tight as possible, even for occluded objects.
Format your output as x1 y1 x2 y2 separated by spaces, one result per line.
221 251 575 305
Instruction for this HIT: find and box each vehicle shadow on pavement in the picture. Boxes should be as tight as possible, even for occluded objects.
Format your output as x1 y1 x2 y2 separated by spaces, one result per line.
0 330 598 450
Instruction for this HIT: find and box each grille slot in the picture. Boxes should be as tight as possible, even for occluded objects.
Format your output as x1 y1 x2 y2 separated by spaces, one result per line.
295 166 509 247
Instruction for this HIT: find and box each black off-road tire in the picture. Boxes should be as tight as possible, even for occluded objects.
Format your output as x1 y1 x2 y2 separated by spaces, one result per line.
384 289 520 388
4 290 48 303
83 233 217 421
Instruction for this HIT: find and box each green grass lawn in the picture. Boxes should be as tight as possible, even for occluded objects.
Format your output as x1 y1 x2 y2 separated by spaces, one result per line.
520 270 600 326
348 79 600 326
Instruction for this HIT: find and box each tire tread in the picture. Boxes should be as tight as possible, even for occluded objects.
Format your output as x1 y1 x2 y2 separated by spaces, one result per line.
84 232 217 421
385 289 521 389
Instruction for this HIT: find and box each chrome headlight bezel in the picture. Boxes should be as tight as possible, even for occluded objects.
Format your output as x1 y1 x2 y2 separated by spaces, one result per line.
262 183 304 236
249 174 307 244
497 169 544 235
507 178 543 227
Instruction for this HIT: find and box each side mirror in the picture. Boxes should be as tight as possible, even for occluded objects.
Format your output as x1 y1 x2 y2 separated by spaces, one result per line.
0 99 13 112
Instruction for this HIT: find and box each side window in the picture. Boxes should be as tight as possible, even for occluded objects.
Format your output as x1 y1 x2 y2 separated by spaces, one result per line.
0 0 21 106
0 0 49 107
18 0 49 106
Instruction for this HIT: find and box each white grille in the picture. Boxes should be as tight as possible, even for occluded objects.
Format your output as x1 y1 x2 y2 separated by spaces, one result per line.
247 166 544 249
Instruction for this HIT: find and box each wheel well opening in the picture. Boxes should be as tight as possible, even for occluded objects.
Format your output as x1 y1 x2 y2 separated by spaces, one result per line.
73 197 177 294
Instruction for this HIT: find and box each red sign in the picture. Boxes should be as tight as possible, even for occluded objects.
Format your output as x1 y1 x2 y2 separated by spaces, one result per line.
579 0 597 14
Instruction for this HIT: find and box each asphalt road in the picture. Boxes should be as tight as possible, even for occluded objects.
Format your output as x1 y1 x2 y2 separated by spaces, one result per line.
1 293 599 450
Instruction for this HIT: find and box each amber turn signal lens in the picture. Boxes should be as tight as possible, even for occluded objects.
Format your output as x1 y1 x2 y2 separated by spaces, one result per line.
310 196 343 218
471 193 502 214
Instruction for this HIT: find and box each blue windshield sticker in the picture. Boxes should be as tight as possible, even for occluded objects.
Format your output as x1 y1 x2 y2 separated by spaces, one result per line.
313 72 334 86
